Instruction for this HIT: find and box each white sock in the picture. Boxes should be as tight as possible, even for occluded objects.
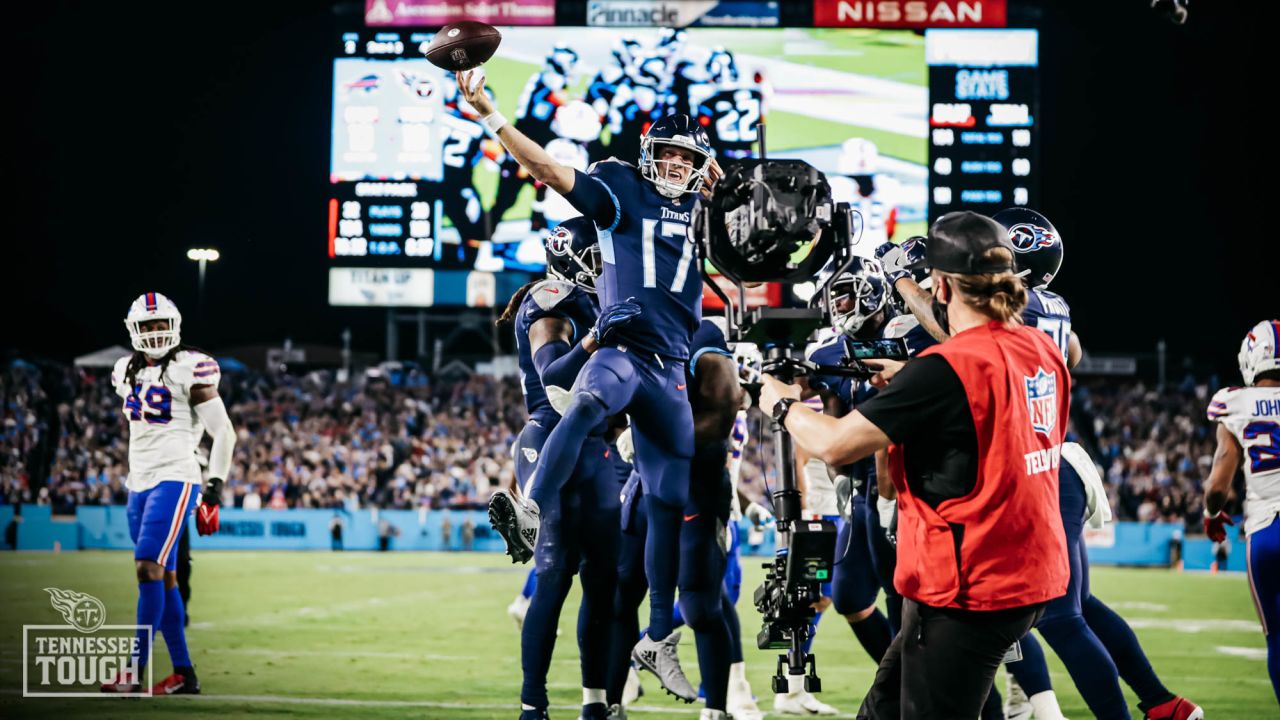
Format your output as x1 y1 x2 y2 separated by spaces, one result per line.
1029 690 1067 720
728 661 747 685
583 688 606 706
700 710 727 720
787 672 806 695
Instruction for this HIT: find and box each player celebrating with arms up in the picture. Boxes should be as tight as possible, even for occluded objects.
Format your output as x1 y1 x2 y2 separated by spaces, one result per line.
455 66 722 702
1204 320 1280 705
101 293 234 695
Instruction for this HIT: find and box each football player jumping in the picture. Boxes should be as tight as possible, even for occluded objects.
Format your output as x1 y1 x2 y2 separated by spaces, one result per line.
1204 320 1280 706
457 67 722 704
100 293 234 696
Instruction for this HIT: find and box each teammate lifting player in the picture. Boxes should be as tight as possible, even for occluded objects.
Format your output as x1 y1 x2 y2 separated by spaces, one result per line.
456 64 723 704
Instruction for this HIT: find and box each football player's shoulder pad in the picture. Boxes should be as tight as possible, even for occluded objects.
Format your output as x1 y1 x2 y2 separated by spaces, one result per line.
528 279 577 312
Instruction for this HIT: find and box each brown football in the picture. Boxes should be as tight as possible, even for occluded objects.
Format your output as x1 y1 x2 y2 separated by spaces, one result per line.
424 21 502 72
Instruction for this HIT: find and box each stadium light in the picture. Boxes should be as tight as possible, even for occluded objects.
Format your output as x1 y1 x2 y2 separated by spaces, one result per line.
187 248 220 312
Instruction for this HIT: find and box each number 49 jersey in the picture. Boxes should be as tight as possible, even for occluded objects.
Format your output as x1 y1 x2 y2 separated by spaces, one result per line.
1208 385 1280 535
111 351 221 492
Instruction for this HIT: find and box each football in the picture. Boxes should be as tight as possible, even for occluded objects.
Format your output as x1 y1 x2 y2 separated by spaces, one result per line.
424 21 502 72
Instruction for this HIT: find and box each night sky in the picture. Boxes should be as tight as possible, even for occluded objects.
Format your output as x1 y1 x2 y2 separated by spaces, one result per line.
7 2 1270 379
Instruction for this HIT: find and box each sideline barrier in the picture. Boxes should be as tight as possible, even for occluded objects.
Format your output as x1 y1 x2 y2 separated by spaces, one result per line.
0 504 1250 571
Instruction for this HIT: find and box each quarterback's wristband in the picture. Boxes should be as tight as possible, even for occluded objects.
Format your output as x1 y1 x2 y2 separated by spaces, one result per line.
482 112 507 135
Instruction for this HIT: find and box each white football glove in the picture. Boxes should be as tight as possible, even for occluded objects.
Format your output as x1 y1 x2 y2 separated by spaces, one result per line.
615 426 635 464
744 501 773 528
1062 441 1111 529
877 495 897 535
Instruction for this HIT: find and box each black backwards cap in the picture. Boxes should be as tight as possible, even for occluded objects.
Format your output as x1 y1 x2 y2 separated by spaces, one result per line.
906 211 1016 275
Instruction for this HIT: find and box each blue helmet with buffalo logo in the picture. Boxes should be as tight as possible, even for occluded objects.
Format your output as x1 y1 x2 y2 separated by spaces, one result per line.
992 207 1063 290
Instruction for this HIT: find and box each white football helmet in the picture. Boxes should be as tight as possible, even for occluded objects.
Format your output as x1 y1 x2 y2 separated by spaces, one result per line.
1239 320 1280 385
125 292 182 358
837 138 879 177
550 101 601 143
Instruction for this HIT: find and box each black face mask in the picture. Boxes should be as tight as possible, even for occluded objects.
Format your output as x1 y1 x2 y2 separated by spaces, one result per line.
931 282 950 335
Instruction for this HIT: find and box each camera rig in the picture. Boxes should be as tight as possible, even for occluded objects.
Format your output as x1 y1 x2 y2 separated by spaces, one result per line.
694 127 905 694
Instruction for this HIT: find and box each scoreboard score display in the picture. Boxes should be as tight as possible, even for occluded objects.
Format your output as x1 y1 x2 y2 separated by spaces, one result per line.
326 23 1039 308
925 29 1039 219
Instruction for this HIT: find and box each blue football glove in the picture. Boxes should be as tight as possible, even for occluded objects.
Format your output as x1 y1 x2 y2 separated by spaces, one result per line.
591 298 642 346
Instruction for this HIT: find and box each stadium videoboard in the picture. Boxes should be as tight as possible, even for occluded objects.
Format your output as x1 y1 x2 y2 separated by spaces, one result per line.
327 25 1037 307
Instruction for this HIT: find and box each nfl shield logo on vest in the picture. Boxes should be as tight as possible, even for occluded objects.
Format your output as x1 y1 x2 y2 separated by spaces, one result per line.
1025 368 1057 436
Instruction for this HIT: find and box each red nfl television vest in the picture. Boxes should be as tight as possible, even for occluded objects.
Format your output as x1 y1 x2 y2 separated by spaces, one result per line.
889 321 1070 610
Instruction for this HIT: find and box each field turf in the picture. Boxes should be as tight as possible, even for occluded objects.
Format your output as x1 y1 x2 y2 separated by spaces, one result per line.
1 551 1270 719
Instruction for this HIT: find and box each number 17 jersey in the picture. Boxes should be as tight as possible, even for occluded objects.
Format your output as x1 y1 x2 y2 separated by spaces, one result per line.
1208 385 1280 535
582 158 702 360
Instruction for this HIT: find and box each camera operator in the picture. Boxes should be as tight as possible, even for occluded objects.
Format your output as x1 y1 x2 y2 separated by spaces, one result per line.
759 211 1070 719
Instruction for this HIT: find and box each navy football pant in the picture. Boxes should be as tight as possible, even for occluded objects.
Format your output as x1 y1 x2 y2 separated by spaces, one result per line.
520 436 620 710
1005 463 1129 719
1246 516 1280 704
532 348 693 642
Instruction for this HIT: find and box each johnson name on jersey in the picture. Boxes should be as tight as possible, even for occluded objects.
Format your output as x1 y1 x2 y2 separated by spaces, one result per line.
111 351 221 491
1208 385 1280 535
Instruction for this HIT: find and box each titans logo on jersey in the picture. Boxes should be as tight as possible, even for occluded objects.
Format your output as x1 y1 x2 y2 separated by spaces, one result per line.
571 158 702 360
514 279 599 421
1023 288 1073 363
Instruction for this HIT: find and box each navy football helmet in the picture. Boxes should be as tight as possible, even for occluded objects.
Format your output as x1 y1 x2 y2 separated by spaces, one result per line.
544 217 601 293
992 207 1063 290
639 114 714 198
827 257 889 337
706 46 739 84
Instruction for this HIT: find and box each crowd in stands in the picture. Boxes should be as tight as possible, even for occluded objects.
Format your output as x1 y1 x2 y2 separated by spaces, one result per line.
0 357 1243 533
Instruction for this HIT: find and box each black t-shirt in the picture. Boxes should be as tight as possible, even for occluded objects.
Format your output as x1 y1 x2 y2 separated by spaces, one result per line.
857 354 979 508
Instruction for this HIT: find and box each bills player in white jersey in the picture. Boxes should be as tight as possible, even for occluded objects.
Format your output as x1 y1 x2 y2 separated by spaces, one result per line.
827 139 899 259
100 292 236 696
1203 319 1280 704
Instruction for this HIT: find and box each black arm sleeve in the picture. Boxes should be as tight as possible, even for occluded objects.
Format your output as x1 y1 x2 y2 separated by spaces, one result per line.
563 170 620 230
857 355 968 444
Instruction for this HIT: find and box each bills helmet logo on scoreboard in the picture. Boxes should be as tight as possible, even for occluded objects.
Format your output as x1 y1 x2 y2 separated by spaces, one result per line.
1008 222 1058 253
1025 368 1057 436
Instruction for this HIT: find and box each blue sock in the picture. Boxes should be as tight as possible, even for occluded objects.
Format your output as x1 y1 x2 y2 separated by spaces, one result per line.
671 597 686 629
1267 630 1280 705
849 608 892 664
802 610 823 655
679 590 731 711
1082 594 1172 709
520 567 573 709
160 585 191 670
1006 631 1053 696
644 495 680 640
521 568 538 600
722 592 743 664
135 579 165 670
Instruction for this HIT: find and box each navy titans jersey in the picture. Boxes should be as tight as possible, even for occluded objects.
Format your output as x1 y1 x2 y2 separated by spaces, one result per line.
1022 288 1072 364
514 73 563 145
570 158 702 360
514 279 599 420
687 319 733 412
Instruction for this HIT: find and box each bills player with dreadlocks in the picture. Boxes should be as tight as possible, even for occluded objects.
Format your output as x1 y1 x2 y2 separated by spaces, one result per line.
1204 320 1280 705
100 293 235 696
457 64 723 705
494 217 629 720
878 210 1202 720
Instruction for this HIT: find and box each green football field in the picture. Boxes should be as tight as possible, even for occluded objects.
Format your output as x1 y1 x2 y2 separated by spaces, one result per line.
3 551 1268 719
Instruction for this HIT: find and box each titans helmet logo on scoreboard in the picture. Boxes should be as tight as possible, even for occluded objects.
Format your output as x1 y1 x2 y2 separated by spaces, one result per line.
1008 223 1058 253
1025 368 1057 436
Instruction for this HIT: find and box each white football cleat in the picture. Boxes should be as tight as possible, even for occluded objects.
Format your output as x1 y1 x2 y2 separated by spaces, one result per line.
621 665 643 705
774 689 838 716
1005 674 1032 720
631 631 697 703
727 676 763 720
488 490 539 563
507 595 530 629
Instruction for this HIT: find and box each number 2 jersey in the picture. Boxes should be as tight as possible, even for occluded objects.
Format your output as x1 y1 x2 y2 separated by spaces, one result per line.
565 158 702 360
111 351 221 491
1208 385 1280 535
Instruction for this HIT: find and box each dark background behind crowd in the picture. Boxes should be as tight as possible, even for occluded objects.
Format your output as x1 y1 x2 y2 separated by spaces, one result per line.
0 359 1244 535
